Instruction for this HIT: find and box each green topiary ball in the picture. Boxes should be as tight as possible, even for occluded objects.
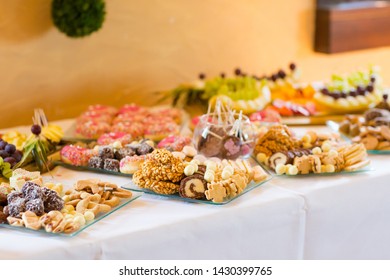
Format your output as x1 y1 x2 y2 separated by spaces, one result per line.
52 0 106 38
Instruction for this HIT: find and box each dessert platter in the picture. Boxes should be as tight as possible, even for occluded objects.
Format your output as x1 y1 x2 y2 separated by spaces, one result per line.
0 168 140 236
327 93 390 154
73 104 186 141
254 125 371 176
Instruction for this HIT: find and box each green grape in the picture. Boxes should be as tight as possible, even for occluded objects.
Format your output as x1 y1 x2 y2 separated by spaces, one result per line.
2 162 12 178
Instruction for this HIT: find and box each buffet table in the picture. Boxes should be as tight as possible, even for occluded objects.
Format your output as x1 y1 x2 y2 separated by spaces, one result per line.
0 122 389 260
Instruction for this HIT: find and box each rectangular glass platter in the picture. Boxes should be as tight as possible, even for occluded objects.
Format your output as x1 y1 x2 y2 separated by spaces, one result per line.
258 161 373 177
326 120 390 155
122 157 273 205
0 192 142 237
53 161 133 177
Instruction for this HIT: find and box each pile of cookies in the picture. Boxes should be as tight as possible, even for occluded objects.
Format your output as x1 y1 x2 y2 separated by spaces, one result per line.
257 142 369 175
1 169 132 234
133 146 268 203
339 108 390 150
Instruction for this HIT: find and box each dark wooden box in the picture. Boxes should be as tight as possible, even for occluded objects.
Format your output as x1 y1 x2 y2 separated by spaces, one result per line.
315 1 390 53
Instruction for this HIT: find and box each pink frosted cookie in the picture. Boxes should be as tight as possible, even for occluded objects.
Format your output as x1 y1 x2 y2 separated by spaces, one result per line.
97 132 133 145
111 122 145 138
118 104 148 115
87 104 118 116
61 145 94 166
76 120 110 138
77 111 113 123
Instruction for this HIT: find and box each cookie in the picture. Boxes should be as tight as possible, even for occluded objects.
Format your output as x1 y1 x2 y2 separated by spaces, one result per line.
179 174 207 199
205 182 227 203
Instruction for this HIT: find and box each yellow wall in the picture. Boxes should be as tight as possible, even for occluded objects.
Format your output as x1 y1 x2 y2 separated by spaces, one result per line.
1 0 389 128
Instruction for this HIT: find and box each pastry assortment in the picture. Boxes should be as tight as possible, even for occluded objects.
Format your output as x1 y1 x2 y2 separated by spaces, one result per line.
60 138 155 175
255 125 370 175
1 169 134 234
338 97 390 151
132 146 269 203
75 104 182 141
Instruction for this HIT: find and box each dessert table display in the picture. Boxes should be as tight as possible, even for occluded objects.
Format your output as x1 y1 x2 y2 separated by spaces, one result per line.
0 117 389 259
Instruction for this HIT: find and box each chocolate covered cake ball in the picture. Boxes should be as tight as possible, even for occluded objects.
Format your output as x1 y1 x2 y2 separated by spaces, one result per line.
136 143 154 155
7 192 23 204
98 146 114 160
42 187 64 212
114 148 135 160
88 156 104 169
21 182 43 201
104 158 120 172
25 199 45 216
8 197 26 217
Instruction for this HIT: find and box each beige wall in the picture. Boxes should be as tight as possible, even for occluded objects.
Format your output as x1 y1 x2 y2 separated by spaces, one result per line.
1 0 389 128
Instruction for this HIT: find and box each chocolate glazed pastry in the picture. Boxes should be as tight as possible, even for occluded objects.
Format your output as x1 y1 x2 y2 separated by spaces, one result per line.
179 174 207 199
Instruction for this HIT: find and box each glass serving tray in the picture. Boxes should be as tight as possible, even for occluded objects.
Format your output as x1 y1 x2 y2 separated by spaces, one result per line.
123 158 273 205
53 161 133 177
0 192 142 237
258 161 373 177
327 120 390 155
123 177 272 205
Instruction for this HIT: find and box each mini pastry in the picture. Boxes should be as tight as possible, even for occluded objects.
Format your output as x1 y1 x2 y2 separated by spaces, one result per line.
114 148 135 161
179 175 207 199
88 156 104 169
98 146 114 160
103 158 120 172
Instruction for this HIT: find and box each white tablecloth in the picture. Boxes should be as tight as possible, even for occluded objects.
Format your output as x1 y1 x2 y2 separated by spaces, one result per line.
0 122 389 260
0 167 306 260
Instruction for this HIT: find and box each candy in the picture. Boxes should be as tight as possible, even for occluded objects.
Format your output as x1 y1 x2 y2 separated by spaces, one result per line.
88 156 104 169
103 159 120 172
256 153 268 164
25 199 45 216
312 147 322 155
275 164 287 175
287 165 298 175
182 145 197 157
98 146 114 160
184 165 196 176
21 182 43 201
